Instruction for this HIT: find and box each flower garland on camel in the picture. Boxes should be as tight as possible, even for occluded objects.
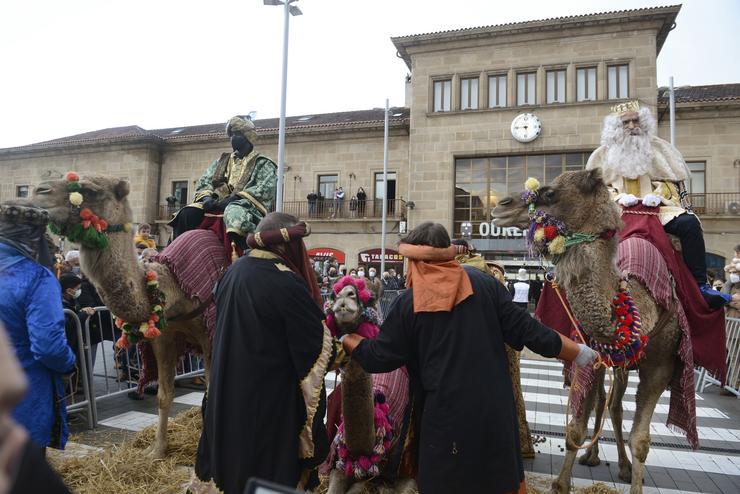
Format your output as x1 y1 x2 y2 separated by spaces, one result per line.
47 172 133 250
47 172 166 345
522 177 647 368
114 270 167 348
324 276 393 479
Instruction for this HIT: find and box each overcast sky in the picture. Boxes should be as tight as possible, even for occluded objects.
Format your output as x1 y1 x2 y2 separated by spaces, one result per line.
0 0 737 149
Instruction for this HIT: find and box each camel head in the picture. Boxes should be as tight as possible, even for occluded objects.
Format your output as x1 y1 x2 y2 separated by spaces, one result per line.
493 169 622 237
490 193 530 229
332 284 364 330
327 276 377 336
33 174 132 239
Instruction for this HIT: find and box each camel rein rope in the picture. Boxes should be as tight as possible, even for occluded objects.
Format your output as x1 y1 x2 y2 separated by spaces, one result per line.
550 279 615 451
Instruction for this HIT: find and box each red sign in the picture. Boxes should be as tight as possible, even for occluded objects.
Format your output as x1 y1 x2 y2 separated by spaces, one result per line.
307 248 345 264
358 248 404 264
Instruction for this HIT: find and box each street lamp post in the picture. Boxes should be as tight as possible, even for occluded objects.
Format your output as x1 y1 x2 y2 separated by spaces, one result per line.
264 0 302 212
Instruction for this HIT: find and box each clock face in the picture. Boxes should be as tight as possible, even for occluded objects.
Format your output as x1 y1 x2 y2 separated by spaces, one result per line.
511 113 542 143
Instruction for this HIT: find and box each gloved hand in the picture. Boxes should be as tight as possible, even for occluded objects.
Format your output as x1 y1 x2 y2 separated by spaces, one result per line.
217 194 240 210
201 196 218 212
617 194 639 207
575 344 598 367
642 193 662 208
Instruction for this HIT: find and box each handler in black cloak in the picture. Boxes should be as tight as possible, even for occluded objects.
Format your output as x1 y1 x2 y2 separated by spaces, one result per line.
341 222 597 494
195 212 346 493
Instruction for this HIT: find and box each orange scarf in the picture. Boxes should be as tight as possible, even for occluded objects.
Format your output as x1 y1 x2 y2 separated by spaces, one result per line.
398 243 473 313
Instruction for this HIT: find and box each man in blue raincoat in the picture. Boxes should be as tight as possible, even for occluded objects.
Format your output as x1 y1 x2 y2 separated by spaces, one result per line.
0 201 75 451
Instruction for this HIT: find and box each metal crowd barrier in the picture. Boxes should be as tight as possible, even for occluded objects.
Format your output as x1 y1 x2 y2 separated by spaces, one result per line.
62 309 94 429
74 307 205 427
378 289 405 321
695 317 740 397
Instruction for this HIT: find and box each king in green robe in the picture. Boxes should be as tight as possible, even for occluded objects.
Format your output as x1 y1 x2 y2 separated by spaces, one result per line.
168 116 277 244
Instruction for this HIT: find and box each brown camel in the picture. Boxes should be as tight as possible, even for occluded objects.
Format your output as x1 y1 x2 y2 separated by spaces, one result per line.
33 175 211 459
492 169 683 494
326 283 416 494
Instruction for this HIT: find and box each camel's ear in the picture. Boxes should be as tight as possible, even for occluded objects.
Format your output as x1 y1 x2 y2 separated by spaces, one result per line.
114 180 130 200
575 168 603 194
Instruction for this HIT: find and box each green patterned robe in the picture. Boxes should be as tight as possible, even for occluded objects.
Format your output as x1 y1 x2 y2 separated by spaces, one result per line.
186 149 277 236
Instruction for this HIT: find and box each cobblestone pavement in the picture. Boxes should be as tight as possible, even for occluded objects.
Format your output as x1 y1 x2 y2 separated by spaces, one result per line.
65 356 740 494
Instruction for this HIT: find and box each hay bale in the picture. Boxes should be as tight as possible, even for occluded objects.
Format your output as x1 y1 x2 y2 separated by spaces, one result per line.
51 407 202 493
52 406 619 494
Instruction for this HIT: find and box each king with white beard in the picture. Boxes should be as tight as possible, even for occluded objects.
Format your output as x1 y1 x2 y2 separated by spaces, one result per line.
586 101 731 309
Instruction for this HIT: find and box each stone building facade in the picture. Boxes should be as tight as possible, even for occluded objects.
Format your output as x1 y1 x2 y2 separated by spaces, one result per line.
1 5 738 271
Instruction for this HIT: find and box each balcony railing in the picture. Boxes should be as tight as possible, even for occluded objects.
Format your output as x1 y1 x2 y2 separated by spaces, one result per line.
157 199 407 222
157 205 179 221
688 193 740 216
283 198 406 220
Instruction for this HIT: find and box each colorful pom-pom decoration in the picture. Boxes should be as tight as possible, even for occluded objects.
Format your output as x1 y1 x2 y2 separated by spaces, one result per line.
524 177 540 191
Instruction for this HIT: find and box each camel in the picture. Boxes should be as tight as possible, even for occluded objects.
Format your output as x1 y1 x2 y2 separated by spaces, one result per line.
326 279 416 494
491 169 684 494
33 175 212 459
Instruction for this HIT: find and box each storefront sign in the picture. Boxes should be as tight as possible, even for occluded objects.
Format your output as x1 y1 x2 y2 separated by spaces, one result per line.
476 221 525 238
307 248 345 264
470 238 527 252
358 248 404 264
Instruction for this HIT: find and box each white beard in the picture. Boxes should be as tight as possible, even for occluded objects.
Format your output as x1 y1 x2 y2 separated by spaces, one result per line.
604 132 653 180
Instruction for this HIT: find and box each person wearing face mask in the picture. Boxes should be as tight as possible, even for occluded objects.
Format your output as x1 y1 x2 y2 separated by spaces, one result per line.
365 266 383 299
64 250 81 275
168 116 277 250
722 260 740 394
0 202 76 454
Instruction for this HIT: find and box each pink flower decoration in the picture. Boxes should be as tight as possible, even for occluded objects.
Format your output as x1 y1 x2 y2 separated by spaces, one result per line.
356 321 379 339
343 461 353 477
115 333 129 349
357 457 372 471
358 289 372 304
355 278 366 290
325 313 337 336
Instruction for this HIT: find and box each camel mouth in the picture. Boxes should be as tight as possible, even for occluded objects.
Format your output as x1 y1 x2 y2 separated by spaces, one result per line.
35 186 52 195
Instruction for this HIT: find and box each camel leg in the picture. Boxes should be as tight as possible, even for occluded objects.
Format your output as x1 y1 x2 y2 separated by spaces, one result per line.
550 381 599 494
579 366 606 466
192 320 211 388
628 362 674 494
145 333 178 459
609 368 632 482
326 470 353 494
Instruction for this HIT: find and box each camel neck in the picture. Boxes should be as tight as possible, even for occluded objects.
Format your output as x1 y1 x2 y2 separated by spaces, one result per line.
80 228 150 323
556 240 621 343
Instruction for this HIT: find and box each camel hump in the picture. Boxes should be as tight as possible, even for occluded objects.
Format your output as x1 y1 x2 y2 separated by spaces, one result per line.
156 229 225 304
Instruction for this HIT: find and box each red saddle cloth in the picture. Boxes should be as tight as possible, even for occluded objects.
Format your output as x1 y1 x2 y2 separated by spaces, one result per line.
198 213 244 264
535 204 727 449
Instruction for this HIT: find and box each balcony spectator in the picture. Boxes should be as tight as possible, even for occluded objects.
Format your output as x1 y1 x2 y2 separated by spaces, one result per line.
349 195 358 218
307 191 318 217
332 187 345 218
356 187 367 217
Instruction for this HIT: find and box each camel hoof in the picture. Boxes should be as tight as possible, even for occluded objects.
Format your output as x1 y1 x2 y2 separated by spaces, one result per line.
143 443 167 460
618 462 633 483
549 480 569 494
578 451 601 467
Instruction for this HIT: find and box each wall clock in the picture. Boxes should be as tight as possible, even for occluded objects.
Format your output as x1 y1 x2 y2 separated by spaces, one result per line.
511 113 542 143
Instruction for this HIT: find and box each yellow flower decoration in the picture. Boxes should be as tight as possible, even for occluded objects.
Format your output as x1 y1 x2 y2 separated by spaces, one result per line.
549 235 566 255
69 192 84 206
525 177 540 191
533 227 545 242
139 322 149 333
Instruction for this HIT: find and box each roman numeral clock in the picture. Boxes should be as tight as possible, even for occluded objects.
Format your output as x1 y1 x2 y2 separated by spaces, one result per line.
511 112 542 143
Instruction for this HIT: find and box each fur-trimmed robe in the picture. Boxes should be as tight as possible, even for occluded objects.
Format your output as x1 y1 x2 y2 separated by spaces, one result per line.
195 251 343 493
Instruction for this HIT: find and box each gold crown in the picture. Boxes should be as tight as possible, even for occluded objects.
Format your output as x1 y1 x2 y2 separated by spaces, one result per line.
610 100 640 115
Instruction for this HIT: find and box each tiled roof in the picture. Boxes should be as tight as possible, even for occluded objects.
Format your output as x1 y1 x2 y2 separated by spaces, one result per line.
392 5 681 68
658 84 740 104
0 108 410 154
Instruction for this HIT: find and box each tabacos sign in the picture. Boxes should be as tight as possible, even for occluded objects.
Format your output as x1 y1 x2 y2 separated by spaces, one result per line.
477 221 524 238
358 248 404 264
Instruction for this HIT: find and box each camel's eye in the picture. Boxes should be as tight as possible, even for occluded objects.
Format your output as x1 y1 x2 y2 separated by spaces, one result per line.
542 188 557 203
